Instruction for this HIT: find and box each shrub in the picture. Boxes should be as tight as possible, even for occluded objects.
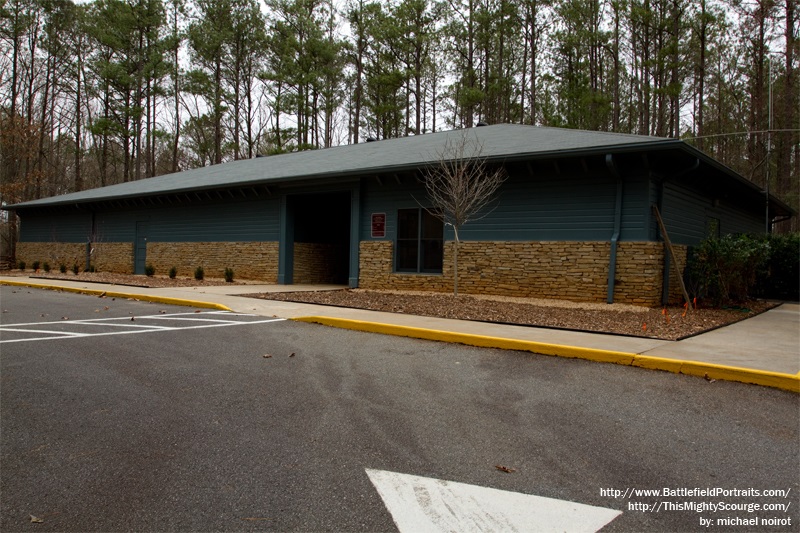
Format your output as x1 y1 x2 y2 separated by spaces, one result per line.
224 267 234 283
43 262 50 272
86 264 96 273
169 266 177 279
71 264 79 275
18 260 25 271
60 264 67 273
32 260 40 271
755 233 800 301
194 266 204 281
145 264 155 276
686 234 770 306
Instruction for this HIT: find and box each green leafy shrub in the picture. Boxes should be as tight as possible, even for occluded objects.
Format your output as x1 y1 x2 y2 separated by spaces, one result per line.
194 266 204 281
224 267 234 283
756 233 800 300
32 260 40 271
18 260 26 271
145 264 155 276
686 234 770 306
43 262 50 272
169 266 177 279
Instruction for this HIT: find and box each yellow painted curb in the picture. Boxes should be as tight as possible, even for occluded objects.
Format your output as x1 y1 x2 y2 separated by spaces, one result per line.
0 280 231 311
294 316 800 393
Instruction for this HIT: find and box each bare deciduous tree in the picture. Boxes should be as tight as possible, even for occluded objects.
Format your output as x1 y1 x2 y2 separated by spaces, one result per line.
421 130 506 295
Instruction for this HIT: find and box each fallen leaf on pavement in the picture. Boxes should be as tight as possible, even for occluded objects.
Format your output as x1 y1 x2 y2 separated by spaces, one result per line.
495 465 516 473
30 515 44 523
289 352 295 357
263 354 272 358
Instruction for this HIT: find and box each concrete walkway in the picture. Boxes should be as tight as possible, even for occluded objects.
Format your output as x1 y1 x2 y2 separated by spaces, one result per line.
2 276 798 392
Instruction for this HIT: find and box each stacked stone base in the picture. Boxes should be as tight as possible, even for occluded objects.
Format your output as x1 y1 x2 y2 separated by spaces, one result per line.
359 240 687 307
18 239 688 306
147 242 279 281
14 242 131 272
293 242 348 284
16 241 279 281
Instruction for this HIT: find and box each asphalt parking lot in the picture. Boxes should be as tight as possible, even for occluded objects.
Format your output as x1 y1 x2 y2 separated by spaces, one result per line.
1 287 798 532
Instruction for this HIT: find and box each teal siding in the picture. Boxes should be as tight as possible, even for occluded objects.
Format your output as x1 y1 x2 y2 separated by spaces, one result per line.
19 211 92 242
661 183 708 244
360 168 652 242
661 183 762 245
93 198 280 242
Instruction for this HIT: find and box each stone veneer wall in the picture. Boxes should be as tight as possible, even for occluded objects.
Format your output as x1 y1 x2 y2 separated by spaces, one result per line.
293 242 347 284
92 242 135 273
16 242 87 269
146 242 279 281
359 240 688 306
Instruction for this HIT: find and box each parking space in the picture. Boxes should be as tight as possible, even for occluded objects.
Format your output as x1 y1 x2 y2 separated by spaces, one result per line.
0 310 285 344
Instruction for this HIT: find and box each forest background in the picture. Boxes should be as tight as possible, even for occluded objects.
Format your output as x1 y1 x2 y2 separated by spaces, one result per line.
1 0 797 244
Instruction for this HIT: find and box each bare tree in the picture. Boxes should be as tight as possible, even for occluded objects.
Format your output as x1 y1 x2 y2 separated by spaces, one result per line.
421 130 506 295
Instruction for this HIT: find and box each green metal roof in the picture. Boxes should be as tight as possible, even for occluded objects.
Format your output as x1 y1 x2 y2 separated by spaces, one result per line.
5 123 792 216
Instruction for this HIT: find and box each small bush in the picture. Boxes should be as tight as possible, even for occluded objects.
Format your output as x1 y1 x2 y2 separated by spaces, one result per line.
86 264 96 273
43 262 50 272
18 260 26 271
686 234 770 306
60 264 67 273
32 260 40 271
71 264 79 275
145 264 155 276
224 267 234 283
194 266 204 281
169 266 177 279
757 233 800 301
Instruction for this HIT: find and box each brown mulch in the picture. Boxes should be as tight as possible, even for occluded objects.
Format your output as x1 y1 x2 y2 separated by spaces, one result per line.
249 288 778 341
2 269 778 341
2 269 241 288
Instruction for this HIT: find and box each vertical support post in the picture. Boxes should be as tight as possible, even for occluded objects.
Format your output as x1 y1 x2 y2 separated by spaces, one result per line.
605 154 623 304
278 195 294 285
349 185 361 288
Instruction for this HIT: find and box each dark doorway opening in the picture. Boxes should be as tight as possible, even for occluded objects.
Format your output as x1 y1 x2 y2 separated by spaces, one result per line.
290 192 350 284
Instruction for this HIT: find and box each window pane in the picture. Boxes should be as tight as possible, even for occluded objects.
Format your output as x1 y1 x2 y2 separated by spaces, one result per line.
397 209 419 239
421 210 443 239
421 239 443 272
397 240 418 271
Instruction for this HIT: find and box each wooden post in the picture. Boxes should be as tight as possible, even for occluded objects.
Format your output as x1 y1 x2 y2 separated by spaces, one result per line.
652 205 692 310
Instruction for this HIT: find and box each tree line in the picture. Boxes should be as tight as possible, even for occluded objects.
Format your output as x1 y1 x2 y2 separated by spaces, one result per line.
0 0 797 229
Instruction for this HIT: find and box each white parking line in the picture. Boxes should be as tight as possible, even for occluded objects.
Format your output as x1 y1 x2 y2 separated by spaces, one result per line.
0 311 286 344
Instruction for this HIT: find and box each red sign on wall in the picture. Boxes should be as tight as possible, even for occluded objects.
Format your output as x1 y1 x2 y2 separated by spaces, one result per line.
371 213 386 238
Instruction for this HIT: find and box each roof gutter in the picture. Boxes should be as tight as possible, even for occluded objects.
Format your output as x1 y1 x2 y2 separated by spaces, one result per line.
605 154 623 304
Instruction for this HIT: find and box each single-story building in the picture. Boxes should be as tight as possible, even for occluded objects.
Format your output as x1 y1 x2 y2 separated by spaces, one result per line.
5 124 794 306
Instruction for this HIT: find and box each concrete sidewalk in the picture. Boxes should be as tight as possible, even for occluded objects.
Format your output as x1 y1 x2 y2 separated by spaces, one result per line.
2 276 798 392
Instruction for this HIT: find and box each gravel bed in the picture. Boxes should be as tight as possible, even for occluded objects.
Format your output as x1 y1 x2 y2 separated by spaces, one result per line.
2 270 777 341
250 288 777 341
4 270 241 288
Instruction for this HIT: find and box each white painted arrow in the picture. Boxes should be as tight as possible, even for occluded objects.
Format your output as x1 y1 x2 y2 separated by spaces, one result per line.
366 469 622 533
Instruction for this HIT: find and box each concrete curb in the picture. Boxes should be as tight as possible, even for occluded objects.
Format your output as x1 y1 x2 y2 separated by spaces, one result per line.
0 280 232 312
293 316 800 393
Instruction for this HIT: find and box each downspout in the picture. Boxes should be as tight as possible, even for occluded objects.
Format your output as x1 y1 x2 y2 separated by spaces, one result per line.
605 154 623 304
